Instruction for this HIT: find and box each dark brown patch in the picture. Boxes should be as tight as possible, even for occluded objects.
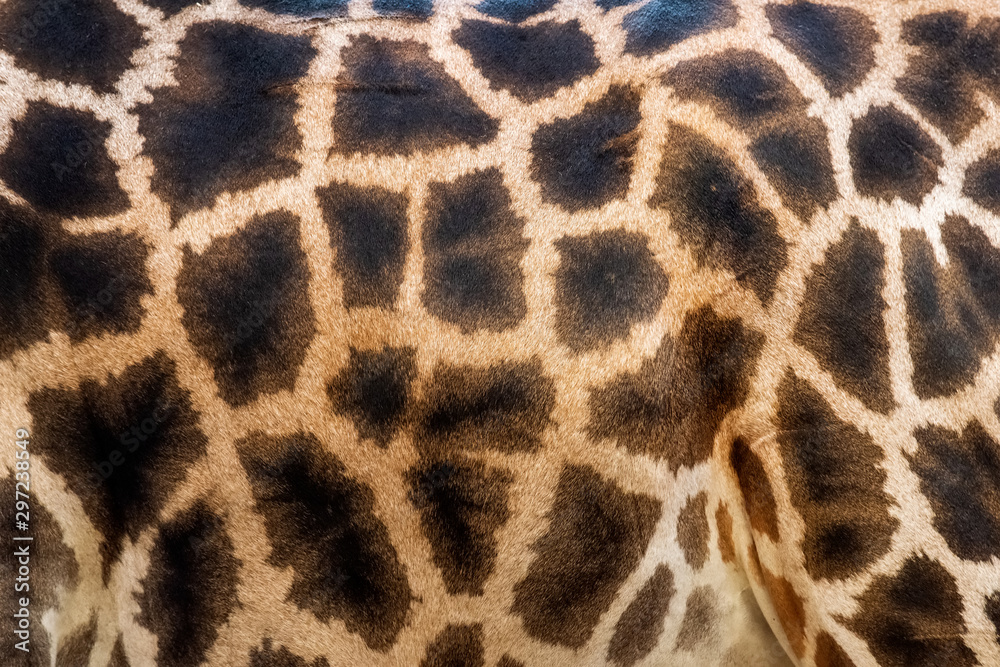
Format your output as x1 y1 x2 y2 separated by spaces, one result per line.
897 13 1000 143
651 125 788 304
815 631 856 667
794 220 894 412
176 211 316 407
422 169 528 333
512 465 661 648
27 352 207 581
0 201 154 358
497 657 524 667
776 372 898 579
964 149 1000 214
716 503 736 564
249 639 331 667
677 492 710 570
453 19 599 102
909 421 1000 562
730 437 780 541
623 0 737 55
674 587 717 651
327 346 417 447
0 102 129 218
136 22 315 222
316 183 409 309
414 358 555 456
407 457 513 595
237 432 412 651
588 306 763 471
606 565 674 667
109 636 131 667
901 225 997 399
530 85 641 212
56 614 98 667
759 566 807 659
421 624 485 667
767 2 877 97
986 592 1000 645
553 229 669 352
848 106 943 206
138 502 240 667
848 554 976 666
0 0 145 93
665 49 837 221
332 36 497 156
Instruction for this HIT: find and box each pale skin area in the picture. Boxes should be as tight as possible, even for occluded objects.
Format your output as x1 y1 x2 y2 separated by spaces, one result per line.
1 0 1000 665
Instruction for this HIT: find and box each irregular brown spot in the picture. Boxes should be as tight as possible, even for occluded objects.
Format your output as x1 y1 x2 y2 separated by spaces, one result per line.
815 631 856 667
794 220 894 412
27 352 207 581
909 421 1000 562
902 223 1000 399
677 492 710 570
589 306 763 471
664 50 837 221
759 566 806 659
651 125 788 305
716 503 736 564
327 346 417 447
777 372 898 579
730 437 780 541
767 2 877 97
607 565 675 667
138 502 240 667
674 587 717 651
497 657 524 667
238 432 412 651
407 457 513 595
512 465 661 648
415 359 556 456
986 592 1000 645
421 624 484 667
177 211 316 407
848 554 976 666
56 614 98 667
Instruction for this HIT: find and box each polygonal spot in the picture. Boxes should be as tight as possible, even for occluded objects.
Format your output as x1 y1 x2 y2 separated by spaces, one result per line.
512 465 661 648
138 502 240 667
0 103 128 218
0 0 145 93
623 0 737 56
651 125 787 305
606 565 674 667
553 229 668 352
239 0 348 16
588 306 763 471
317 182 409 309
176 211 316 407
530 85 641 212
848 106 942 206
415 359 555 455
136 22 315 222
333 36 498 155
407 457 512 595
454 19 599 102
767 2 877 97
422 169 528 332
848 555 976 666
237 432 412 651
328 346 417 447
27 352 208 581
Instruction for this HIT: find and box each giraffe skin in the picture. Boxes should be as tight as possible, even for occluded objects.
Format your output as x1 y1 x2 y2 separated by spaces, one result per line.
1 0 1000 665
